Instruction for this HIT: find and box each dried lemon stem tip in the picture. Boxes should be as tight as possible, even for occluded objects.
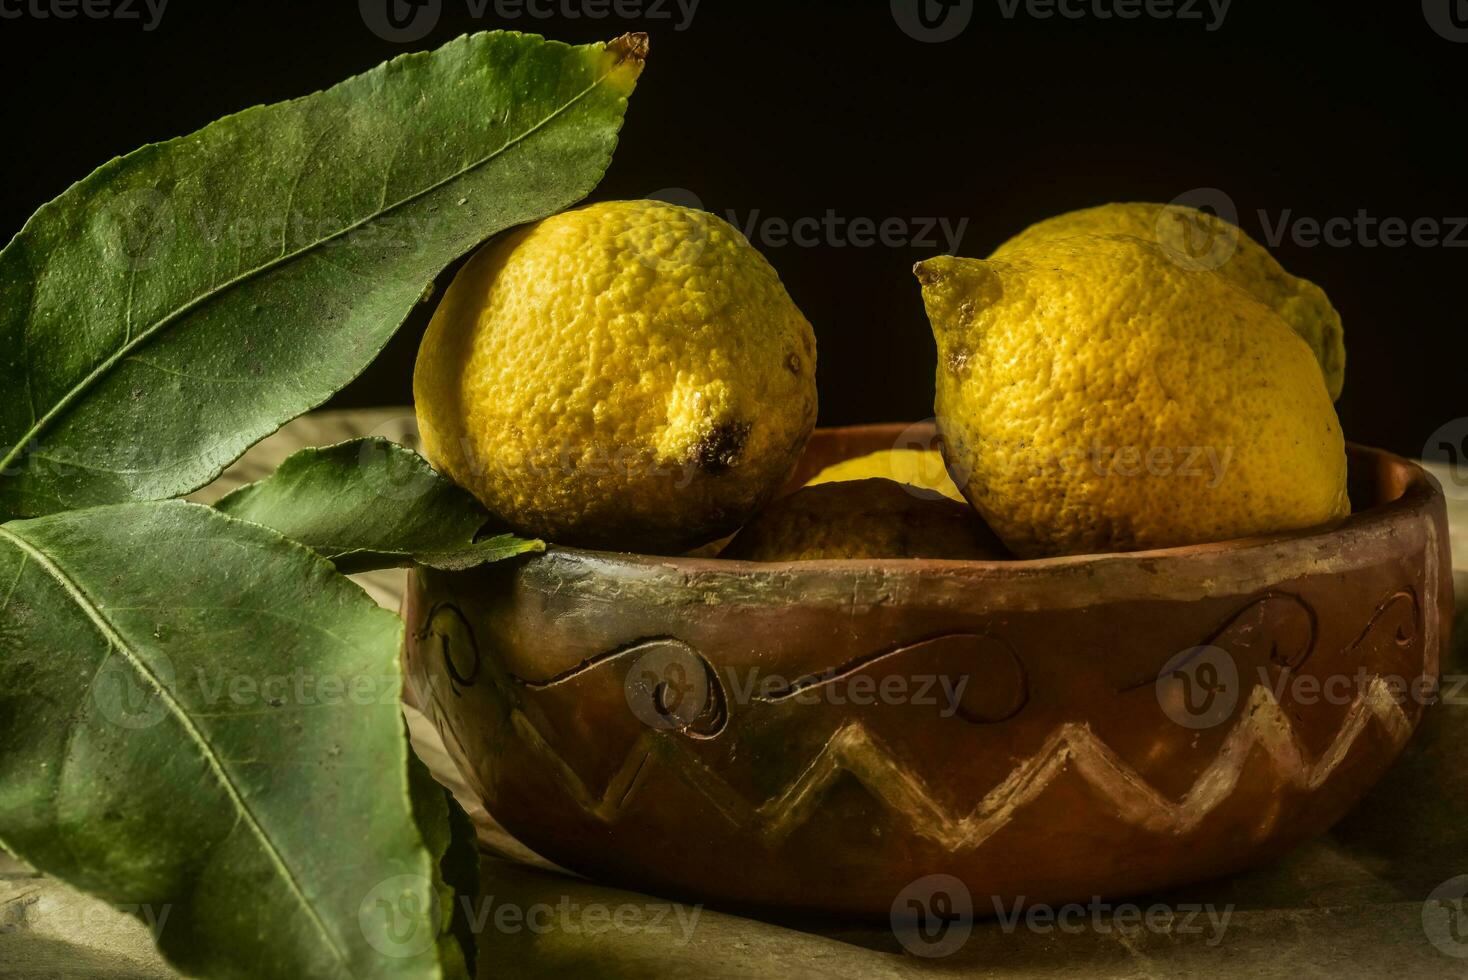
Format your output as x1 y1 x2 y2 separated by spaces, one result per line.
913 256 1001 339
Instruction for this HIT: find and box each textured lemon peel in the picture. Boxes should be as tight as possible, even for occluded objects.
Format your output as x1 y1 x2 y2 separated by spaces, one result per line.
722 478 1007 562
917 234 1349 558
992 202 1345 400
415 199 817 552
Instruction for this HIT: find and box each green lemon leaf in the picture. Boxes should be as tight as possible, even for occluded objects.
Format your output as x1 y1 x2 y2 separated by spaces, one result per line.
406 751 478 980
0 30 646 520
0 501 464 979
214 438 542 573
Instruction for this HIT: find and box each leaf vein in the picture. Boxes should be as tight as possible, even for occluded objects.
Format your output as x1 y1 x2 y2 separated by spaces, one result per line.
102 604 358 648
0 550 28 614
124 355 260 385
0 58 620 477
56 644 120 839
124 265 137 345
0 524 352 971
280 120 344 258
27 447 220 478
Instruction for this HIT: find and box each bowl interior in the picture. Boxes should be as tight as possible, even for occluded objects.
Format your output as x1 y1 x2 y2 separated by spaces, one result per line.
655 423 1430 570
788 420 1406 509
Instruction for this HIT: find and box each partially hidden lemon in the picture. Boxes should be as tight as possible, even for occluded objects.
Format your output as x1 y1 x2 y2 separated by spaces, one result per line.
721 478 1008 561
414 200 818 553
993 202 1345 399
805 448 963 501
915 234 1349 558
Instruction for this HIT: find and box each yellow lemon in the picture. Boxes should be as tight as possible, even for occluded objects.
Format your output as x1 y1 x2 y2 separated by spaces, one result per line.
415 200 817 553
722 478 1008 562
915 234 1349 558
993 202 1345 399
805 448 963 501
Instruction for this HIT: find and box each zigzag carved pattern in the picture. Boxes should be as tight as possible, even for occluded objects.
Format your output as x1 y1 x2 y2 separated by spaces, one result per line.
510 677 1415 851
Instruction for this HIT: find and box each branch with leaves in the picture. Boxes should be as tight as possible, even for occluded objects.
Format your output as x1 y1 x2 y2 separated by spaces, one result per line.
0 30 646 980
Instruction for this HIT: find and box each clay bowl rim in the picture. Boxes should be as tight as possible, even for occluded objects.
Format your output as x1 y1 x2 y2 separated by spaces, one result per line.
523 425 1443 582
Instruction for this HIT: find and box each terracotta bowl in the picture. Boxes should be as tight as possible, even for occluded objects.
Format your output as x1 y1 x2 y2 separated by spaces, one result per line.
402 424 1454 919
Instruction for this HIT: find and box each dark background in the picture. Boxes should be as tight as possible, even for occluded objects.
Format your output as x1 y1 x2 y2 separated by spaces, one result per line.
0 0 1462 457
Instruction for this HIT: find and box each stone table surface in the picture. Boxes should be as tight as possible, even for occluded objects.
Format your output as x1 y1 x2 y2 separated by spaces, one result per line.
3 410 1466 979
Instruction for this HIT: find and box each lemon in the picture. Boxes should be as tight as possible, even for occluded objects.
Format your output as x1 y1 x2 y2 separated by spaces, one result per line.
721 478 1008 561
915 234 1349 558
993 202 1345 399
414 200 817 553
805 448 963 501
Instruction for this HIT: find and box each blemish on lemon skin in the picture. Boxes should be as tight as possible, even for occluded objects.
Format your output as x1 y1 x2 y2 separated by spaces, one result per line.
944 346 972 376
693 420 751 475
